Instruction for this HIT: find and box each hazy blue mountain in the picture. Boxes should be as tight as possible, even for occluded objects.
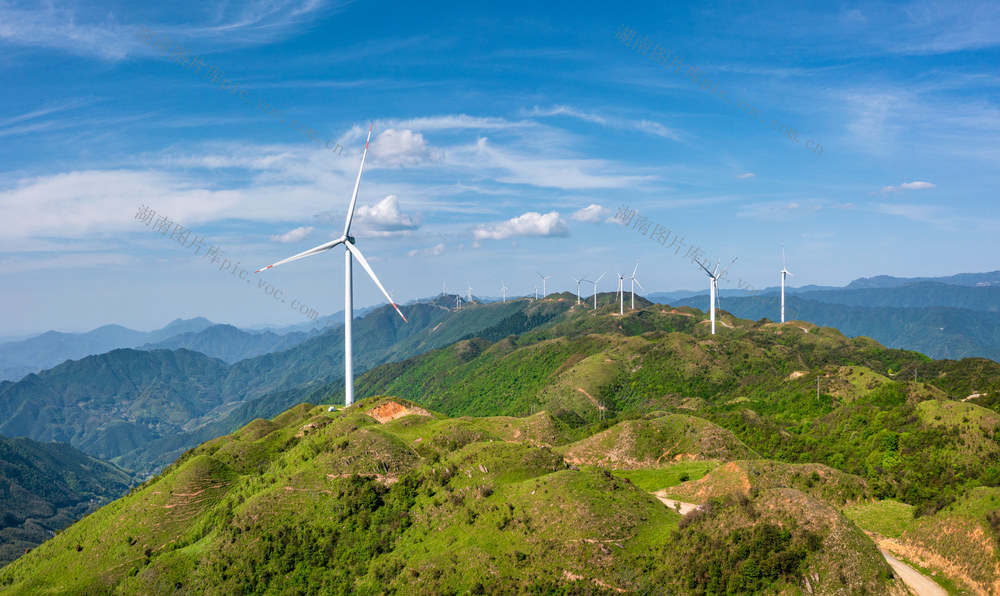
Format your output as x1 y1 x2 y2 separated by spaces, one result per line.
673 294 1000 362
0 435 133 566
139 324 317 363
792 282 1000 312
844 270 1000 289
0 318 215 382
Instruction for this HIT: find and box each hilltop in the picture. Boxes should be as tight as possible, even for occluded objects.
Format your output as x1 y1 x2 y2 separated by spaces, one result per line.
0 398 909 594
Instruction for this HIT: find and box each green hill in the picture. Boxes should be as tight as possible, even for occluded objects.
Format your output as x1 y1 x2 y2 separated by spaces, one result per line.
0 398 909 594
0 435 133 567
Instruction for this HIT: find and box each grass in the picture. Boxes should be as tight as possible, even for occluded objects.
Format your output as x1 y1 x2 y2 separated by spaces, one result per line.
842 500 915 538
607 460 720 492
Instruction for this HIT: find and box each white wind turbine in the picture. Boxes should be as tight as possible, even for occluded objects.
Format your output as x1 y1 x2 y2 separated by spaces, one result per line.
615 271 625 315
695 258 736 335
537 271 551 299
573 277 584 305
780 248 794 323
466 281 474 303
587 272 606 310
501 280 509 303
626 261 643 309
533 284 539 300
256 124 405 407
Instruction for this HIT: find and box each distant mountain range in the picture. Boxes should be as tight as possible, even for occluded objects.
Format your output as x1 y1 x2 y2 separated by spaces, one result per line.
0 296 554 475
0 318 214 382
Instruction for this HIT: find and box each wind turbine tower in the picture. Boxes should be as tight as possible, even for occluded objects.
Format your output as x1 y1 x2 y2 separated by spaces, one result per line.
696 258 736 335
781 249 794 323
626 261 643 309
588 272 606 310
537 272 551 299
256 124 406 407
501 280 509 303
573 277 584 305
616 271 625 315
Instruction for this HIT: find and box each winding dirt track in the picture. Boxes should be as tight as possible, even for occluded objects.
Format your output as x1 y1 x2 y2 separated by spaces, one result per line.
653 495 946 596
879 549 946 596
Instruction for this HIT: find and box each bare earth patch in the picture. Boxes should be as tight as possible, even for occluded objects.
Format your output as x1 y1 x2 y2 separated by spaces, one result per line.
368 401 431 424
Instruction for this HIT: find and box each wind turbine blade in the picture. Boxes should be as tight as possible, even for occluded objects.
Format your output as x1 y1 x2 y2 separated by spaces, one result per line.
634 278 644 290
631 260 639 278
695 259 714 277
786 270 795 277
595 272 607 283
254 238 344 273
717 257 738 278
345 242 407 322
342 124 374 238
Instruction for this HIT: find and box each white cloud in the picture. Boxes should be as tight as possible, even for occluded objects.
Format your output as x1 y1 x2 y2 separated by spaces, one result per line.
570 204 611 223
370 128 440 166
354 195 419 235
269 226 313 243
528 105 683 141
407 243 445 257
473 211 568 241
881 180 936 193
737 172 756 179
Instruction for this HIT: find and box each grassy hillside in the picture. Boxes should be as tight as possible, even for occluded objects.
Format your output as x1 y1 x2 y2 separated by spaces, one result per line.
0 436 133 567
0 398 908 594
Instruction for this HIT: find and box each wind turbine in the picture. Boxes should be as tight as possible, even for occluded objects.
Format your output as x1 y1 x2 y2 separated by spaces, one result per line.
255 124 405 407
537 272 551 299
501 280 509 303
626 261 643 309
455 295 462 309
695 258 736 334
616 271 626 315
780 248 794 323
466 281 474 303
573 277 584 305
587 272 606 310
533 284 540 300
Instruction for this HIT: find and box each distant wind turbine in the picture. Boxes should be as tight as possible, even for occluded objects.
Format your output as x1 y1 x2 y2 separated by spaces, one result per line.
626 261 643 309
501 280 509 303
616 271 626 315
696 258 736 335
781 248 794 323
573 277 584 305
533 284 540 300
466 281 474 303
255 124 405 407
537 271 551 299
455 295 462 309
587 272 606 310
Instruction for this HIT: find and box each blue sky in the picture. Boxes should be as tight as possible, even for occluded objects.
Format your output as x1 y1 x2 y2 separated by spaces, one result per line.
1 0 998 335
